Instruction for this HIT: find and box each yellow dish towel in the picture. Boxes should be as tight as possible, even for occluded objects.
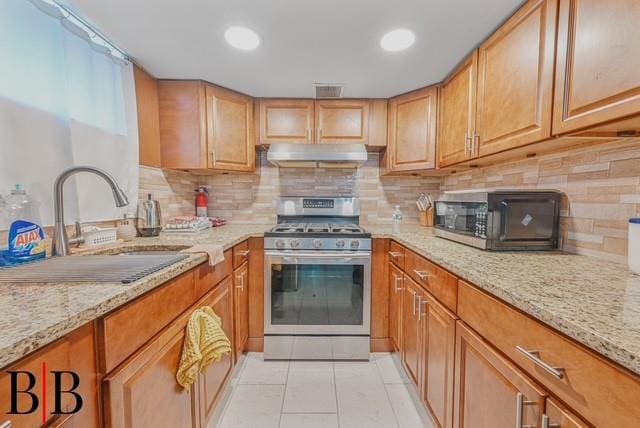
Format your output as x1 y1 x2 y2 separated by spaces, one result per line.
176 306 231 389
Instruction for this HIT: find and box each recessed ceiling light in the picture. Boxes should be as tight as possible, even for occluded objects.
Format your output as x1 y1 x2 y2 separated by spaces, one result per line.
224 26 261 51
380 29 415 52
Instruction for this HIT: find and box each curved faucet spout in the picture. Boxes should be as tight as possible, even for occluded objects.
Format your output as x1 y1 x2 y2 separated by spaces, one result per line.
52 166 130 257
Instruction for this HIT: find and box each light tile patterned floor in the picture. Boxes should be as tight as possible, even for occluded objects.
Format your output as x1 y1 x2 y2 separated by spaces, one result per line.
215 353 433 428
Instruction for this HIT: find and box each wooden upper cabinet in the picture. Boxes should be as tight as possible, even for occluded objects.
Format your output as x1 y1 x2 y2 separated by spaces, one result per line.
476 0 557 157
257 99 314 144
553 0 640 134
205 84 255 172
315 100 370 144
438 52 478 168
387 86 438 172
453 322 546 428
158 81 255 172
134 66 162 167
159 81 207 169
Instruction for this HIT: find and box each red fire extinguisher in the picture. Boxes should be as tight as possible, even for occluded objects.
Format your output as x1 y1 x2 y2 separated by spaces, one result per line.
195 186 209 217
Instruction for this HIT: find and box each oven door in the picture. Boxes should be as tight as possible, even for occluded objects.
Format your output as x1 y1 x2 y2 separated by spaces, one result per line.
264 251 371 335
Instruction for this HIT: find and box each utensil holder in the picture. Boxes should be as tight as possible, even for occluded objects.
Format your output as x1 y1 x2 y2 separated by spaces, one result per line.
420 209 434 227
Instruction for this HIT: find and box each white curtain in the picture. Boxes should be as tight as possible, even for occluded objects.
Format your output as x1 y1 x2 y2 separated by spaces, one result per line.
0 0 139 228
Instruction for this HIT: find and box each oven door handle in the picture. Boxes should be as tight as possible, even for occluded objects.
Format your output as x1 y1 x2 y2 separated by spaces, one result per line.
265 251 371 264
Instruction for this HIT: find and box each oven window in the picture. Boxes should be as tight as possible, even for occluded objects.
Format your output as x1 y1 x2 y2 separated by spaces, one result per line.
270 264 364 326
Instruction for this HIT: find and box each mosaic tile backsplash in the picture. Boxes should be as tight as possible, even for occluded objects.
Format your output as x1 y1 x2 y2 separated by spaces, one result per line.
140 138 640 263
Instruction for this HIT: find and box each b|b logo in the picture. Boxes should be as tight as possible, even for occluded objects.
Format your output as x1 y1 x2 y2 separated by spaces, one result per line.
6 362 83 425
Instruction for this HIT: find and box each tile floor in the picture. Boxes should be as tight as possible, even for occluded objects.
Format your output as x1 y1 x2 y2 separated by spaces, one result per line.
215 353 433 428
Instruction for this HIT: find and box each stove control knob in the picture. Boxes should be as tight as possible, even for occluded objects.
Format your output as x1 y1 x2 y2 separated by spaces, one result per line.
350 240 360 250
290 239 300 249
313 239 323 249
336 239 346 248
275 239 285 249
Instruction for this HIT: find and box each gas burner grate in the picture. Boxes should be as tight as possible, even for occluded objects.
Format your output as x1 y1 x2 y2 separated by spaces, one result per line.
305 223 331 233
330 223 364 234
272 223 306 233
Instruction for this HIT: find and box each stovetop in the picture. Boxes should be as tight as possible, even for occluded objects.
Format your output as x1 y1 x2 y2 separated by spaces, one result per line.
269 222 366 234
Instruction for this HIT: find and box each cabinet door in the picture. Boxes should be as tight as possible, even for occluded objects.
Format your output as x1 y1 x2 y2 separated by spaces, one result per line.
198 277 234 426
401 276 422 385
258 99 314 144
453 322 546 428
389 263 404 351
544 398 589 428
438 52 478 167
205 84 255 172
315 100 370 144
476 0 556 157
103 324 198 428
421 294 456 428
233 262 249 359
387 86 438 172
553 0 640 134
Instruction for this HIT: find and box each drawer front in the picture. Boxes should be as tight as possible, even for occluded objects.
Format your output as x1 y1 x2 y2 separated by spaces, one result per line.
457 280 640 427
100 269 197 373
388 241 405 270
196 249 232 298
405 249 458 312
232 240 250 269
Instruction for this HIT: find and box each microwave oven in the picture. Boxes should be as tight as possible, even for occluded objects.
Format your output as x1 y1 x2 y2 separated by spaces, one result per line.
434 190 562 251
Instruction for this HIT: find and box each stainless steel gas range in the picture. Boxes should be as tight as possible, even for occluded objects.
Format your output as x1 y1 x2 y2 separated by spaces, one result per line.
263 197 371 360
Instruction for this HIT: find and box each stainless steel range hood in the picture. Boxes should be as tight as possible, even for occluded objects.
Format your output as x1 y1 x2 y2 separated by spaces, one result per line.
267 143 368 168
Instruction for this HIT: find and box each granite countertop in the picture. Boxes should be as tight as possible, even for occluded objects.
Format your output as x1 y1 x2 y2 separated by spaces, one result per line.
2 222 639 377
0 224 271 369
367 225 640 376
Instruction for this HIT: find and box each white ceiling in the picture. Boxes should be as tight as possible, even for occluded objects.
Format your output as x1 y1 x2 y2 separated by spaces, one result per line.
66 0 524 98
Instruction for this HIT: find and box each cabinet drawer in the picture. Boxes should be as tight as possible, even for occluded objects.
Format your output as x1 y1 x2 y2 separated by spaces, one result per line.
388 241 405 270
232 240 250 269
405 249 457 312
457 281 640 427
196 249 232 298
100 270 197 373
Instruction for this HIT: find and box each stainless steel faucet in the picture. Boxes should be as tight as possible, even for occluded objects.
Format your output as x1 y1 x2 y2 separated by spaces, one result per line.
52 166 129 257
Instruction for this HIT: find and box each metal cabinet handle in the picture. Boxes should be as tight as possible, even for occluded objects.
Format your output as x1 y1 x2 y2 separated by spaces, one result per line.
210 150 216 166
408 289 416 315
238 250 251 257
516 346 565 379
393 274 404 293
473 134 479 154
419 299 428 320
388 251 402 259
413 270 430 282
515 392 536 428
464 133 472 155
416 295 423 320
541 415 560 428
318 128 322 140
0 421 13 428
236 273 244 291
307 129 311 142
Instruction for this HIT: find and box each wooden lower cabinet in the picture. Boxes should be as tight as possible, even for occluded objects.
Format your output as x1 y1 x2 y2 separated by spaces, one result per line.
544 398 589 428
0 324 99 428
453 322 546 428
401 276 422 385
420 293 456 428
197 277 234 425
103 280 234 428
389 263 404 351
233 262 249 360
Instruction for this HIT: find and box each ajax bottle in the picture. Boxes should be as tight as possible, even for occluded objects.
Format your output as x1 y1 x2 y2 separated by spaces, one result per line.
1 184 46 265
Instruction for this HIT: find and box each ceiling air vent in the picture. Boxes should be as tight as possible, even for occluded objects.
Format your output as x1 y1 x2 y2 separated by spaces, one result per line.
314 83 343 99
